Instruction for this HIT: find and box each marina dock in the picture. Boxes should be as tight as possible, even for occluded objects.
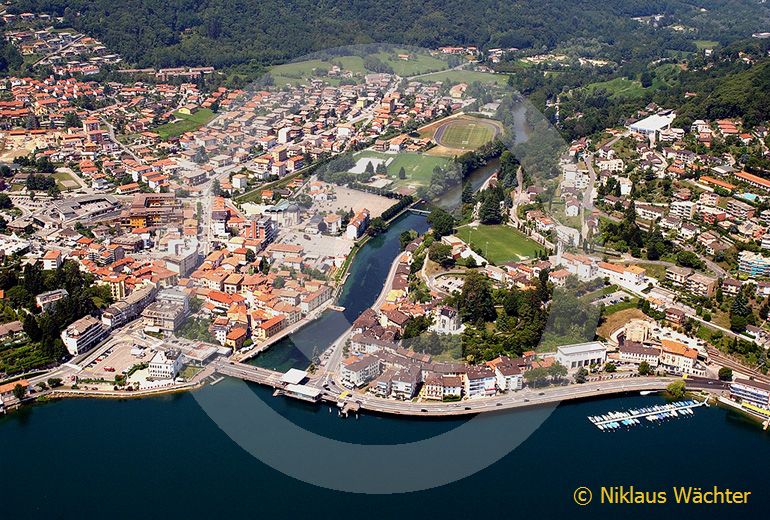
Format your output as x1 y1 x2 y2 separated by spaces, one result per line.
589 400 706 431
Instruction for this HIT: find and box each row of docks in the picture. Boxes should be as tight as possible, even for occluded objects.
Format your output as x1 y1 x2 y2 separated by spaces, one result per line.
589 400 706 431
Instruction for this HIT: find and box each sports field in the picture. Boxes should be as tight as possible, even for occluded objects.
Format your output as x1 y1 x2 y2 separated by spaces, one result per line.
419 115 503 156
434 118 499 150
455 224 542 263
352 150 449 188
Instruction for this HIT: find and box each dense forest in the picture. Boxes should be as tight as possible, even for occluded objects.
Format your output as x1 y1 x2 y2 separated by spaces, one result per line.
10 0 770 74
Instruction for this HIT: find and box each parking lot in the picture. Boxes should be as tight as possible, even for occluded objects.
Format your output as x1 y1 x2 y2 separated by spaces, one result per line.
435 275 464 294
79 340 148 380
592 290 631 307
310 184 395 218
280 231 354 258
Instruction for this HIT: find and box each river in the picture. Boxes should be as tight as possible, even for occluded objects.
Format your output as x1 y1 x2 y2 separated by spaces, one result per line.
249 211 429 371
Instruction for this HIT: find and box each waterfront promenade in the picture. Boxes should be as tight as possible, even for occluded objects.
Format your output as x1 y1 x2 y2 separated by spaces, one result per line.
213 358 687 416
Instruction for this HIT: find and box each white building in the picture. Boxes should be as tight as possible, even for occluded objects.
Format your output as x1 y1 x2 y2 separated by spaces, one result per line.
670 201 696 220
555 341 607 370
628 112 676 138
464 366 497 398
340 354 380 388
61 315 107 356
430 306 463 334
148 349 183 380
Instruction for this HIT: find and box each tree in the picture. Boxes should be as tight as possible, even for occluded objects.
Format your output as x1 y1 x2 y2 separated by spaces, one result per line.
0 193 13 209
459 271 496 323
47 377 62 388
730 291 752 332
23 313 41 342
638 361 651 376
478 196 502 224
398 166 406 180
604 362 617 373
64 112 82 128
461 182 474 204
666 380 687 399
399 230 417 250
367 217 388 236
428 242 454 268
718 367 733 381
427 208 454 239
12 383 25 400
574 366 588 383
676 250 704 269
211 179 222 197
547 362 568 382
523 367 549 387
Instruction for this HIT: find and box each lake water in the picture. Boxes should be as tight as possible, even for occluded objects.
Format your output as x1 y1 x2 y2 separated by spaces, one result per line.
1 386 768 518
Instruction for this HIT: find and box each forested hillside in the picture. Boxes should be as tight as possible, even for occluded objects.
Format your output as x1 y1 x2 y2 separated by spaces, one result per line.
9 0 770 72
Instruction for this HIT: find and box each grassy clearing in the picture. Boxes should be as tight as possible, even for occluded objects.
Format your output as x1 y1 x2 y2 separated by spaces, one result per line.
52 170 79 191
154 108 215 140
455 224 542 264
694 40 719 50
353 150 449 188
270 50 450 85
416 69 509 85
636 263 667 281
583 77 646 99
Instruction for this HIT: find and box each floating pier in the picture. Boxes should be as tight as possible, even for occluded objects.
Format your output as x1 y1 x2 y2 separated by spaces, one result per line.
588 400 706 431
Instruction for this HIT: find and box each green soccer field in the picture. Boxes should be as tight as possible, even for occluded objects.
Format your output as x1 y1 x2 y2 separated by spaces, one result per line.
455 224 543 263
437 120 497 149
353 151 449 188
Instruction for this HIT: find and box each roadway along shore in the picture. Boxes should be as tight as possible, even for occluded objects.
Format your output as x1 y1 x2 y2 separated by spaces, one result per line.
323 376 679 417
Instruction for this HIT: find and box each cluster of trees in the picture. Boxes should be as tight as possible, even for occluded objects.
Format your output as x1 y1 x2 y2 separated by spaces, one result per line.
451 270 552 362
523 363 567 387
14 155 56 173
0 261 112 366
599 200 675 260
478 184 508 225
426 207 454 239
17 0 761 75
405 330 461 357
380 195 414 221
25 173 57 192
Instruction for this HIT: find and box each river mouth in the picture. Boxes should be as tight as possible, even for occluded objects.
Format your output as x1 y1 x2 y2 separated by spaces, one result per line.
248 211 429 372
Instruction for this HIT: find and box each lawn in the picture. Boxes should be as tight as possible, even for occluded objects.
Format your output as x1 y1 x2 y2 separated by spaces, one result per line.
352 150 449 189
694 40 719 50
154 108 216 140
455 224 542 263
379 51 449 77
416 69 509 85
583 77 646 99
435 117 498 150
53 170 79 191
269 50 450 85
